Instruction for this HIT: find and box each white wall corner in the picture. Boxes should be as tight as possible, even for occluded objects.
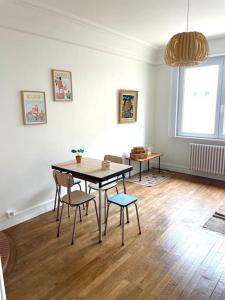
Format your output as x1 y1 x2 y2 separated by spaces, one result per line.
0 0 158 64
168 68 179 138
154 47 165 65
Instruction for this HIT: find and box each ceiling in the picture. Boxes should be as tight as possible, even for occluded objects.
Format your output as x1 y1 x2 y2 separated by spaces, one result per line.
34 0 225 47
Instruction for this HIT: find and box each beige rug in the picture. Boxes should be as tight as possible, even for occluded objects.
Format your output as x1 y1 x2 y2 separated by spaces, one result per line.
126 169 171 187
203 204 225 234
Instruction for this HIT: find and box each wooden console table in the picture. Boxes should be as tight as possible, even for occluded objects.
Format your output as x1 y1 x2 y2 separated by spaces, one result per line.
126 153 162 181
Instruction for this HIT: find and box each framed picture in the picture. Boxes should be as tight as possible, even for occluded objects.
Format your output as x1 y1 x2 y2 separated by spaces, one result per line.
119 90 138 123
52 69 73 101
21 91 47 125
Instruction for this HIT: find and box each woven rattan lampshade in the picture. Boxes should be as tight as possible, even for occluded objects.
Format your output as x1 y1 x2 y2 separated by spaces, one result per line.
164 31 209 67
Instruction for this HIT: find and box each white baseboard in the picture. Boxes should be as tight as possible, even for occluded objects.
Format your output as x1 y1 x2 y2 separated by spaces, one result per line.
155 161 225 182
0 199 54 231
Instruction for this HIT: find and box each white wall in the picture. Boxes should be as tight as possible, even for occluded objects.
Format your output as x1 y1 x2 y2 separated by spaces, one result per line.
153 38 225 179
3 1 225 230
0 26 155 229
153 64 191 171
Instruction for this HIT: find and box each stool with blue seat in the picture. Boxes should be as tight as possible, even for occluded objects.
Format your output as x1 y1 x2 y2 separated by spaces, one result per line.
104 193 141 246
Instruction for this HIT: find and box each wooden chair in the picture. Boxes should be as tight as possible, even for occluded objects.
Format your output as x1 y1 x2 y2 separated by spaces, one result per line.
55 172 99 245
104 193 141 246
88 155 123 221
53 170 82 221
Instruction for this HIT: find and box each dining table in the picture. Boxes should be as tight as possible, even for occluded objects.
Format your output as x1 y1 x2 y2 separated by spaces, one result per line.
51 157 133 242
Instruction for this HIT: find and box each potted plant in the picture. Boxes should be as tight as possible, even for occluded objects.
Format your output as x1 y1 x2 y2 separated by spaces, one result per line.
71 148 84 163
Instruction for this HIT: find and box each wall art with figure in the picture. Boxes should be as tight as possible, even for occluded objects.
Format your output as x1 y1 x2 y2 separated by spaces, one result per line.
52 69 73 101
119 90 138 123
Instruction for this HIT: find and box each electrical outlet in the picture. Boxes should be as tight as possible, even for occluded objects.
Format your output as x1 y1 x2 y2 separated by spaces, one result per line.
6 210 15 218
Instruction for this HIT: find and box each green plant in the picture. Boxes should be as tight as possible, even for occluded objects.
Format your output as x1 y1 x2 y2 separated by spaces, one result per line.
71 148 84 156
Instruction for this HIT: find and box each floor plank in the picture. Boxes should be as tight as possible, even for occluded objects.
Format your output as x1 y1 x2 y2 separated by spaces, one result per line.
4 173 225 300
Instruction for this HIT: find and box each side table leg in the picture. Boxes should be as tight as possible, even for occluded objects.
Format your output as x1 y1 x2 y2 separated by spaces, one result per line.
139 162 142 181
129 159 131 178
148 160 150 172
159 156 161 173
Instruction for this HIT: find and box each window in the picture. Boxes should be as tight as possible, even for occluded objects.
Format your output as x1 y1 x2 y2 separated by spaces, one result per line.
176 56 225 139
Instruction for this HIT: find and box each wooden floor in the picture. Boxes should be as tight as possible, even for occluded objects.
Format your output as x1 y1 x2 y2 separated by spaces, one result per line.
4 173 225 300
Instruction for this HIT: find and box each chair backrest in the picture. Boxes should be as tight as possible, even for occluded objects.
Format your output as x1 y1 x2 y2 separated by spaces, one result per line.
104 155 123 164
54 171 74 188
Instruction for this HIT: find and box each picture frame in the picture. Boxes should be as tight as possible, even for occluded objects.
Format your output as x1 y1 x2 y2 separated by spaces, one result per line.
119 90 138 123
21 90 47 125
52 69 73 101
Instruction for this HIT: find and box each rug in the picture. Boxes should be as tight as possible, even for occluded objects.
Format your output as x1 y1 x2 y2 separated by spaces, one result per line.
203 204 225 235
126 169 171 187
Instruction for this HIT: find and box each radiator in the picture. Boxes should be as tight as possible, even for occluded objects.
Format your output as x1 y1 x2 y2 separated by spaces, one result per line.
189 143 225 175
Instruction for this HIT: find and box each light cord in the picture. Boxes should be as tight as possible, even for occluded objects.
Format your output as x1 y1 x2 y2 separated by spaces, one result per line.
187 0 190 32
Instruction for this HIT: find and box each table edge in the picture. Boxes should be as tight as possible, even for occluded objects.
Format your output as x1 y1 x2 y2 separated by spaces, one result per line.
51 164 133 183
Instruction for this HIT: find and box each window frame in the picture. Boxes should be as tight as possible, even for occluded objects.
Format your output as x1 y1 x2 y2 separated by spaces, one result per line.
176 56 225 140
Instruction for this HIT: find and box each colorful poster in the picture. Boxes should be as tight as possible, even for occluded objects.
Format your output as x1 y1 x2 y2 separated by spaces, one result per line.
21 91 47 125
119 90 138 123
52 70 73 101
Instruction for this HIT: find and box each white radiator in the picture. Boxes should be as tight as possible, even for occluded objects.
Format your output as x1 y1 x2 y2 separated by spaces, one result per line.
189 143 225 175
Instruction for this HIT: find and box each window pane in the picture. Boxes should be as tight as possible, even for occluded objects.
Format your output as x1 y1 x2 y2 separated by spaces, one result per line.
181 65 219 135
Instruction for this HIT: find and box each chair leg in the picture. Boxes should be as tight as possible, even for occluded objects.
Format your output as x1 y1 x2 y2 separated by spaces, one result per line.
126 206 129 223
104 191 107 223
71 206 78 245
86 187 91 215
67 204 70 218
77 184 85 210
56 193 60 221
121 207 125 246
86 202 89 215
115 186 119 194
79 205 82 222
93 200 99 230
57 203 64 237
120 207 122 226
104 203 110 235
134 203 141 234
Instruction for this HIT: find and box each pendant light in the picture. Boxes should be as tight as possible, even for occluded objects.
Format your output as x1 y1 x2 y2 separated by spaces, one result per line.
164 0 209 67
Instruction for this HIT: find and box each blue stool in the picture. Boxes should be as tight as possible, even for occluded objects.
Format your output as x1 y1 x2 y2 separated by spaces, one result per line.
104 193 141 246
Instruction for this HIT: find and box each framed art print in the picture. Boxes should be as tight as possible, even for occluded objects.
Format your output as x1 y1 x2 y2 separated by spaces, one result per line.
21 91 47 125
52 69 73 101
119 90 138 123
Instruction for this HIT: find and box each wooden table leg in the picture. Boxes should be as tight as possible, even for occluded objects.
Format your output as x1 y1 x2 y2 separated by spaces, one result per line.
139 162 142 181
159 156 161 173
148 159 150 172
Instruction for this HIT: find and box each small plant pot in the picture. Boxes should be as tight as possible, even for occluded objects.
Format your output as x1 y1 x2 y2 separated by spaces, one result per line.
76 155 82 164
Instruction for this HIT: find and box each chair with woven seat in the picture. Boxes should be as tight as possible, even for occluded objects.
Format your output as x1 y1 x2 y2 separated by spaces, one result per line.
55 172 99 245
53 170 82 221
104 193 141 246
88 155 122 221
